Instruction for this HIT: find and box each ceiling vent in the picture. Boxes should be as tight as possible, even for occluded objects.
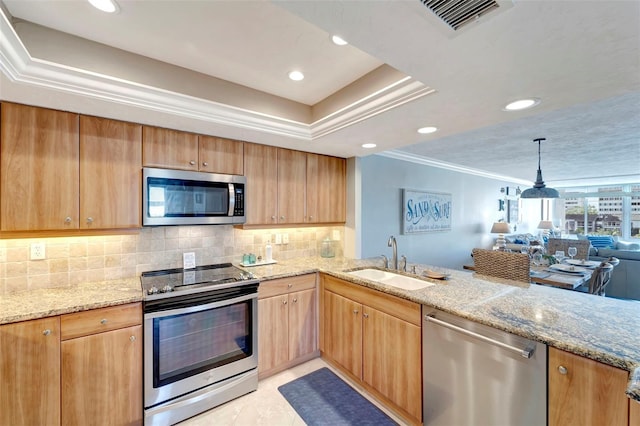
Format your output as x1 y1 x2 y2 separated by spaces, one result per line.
420 0 500 30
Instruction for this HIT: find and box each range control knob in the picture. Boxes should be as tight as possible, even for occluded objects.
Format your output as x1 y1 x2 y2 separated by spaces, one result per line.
147 286 159 295
161 285 173 293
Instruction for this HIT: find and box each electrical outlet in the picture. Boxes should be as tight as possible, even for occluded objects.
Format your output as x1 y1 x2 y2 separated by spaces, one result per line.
30 242 46 260
282 234 289 244
183 252 196 269
332 230 341 241
275 234 282 245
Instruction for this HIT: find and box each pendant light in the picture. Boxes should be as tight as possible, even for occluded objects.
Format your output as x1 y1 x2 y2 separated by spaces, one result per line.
520 137 559 199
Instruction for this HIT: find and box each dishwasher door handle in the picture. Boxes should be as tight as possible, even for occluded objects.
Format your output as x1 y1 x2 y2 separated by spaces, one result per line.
425 314 535 359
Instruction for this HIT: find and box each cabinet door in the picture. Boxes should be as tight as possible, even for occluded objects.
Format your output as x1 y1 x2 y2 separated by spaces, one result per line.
198 135 243 175
363 306 422 422
0 317 61 426
61 325 142 426
549 347 629 426
306 153 346 223
80 116 142 229
142 125 198 170
1 103 79 231
323 290 362 378
288 288 317 360
258 296 289 374
244 143 278 224
631 399 640 426
277 148 306 224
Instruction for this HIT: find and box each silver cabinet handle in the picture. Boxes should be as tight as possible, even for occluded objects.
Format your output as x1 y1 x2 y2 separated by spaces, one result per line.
64 216 72 223
42 329 51 336
287 283 292 288
280 216 285 221
189 160 196 165
363 313 369 318
353 309 359 315
202 162 208 167
271 215 276 221
283 299 287 305
558 366 568 375
292 298 298 303
100 318 107 325
425 314 536 359
309 216 313 221
130 336 136 342
86 217 94 224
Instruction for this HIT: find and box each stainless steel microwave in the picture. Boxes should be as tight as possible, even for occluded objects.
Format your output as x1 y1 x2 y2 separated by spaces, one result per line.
143 167 245 226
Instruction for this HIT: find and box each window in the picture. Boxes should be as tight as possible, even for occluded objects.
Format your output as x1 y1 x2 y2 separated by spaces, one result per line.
560 184 640 239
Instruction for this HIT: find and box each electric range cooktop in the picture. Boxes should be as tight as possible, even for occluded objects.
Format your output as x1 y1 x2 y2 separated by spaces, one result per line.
140 263 258 300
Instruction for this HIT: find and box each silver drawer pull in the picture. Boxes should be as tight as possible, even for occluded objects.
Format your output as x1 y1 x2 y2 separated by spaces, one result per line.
353 309 359 315
558 366 568 375
100 318 108 325
292 298 298 303
42 329 51 336
189 160 196 165
130 336 136 342
283 300 287 305
202 162 208 167
64 216 72 223
363 313 369 318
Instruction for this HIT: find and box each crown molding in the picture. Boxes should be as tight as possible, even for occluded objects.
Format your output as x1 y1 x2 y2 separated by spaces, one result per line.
378 150 533 185
0 8 432 142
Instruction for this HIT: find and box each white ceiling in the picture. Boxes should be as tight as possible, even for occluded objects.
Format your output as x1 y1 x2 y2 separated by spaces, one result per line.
1 0 639 186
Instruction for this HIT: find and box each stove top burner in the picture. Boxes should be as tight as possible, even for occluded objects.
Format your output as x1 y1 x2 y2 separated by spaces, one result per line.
141 263 258 299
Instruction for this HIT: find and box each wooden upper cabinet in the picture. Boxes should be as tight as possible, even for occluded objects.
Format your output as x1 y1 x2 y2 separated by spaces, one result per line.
142 125 199 171
80 116 142 229
198 135 243 175
244 143 278 224
1 103 79 231
548 347 629 426
306 153 346 223
277 148 306 224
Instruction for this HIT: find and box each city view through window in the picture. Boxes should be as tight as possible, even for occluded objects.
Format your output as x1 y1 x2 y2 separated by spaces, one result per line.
561 185 640 239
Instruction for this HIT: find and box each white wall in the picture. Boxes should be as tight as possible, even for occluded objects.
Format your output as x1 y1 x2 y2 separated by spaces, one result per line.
357 155 526 270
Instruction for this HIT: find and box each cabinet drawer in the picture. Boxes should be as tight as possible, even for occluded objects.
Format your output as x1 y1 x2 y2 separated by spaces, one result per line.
259 274 316 299
61 303 142 340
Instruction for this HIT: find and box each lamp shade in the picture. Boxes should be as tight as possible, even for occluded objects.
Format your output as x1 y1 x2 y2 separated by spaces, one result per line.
490 222 510 234
520 138 559 199
537 220 553 230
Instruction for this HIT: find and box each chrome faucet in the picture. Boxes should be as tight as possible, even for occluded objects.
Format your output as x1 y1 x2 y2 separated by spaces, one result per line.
380 254 389 269
399 255 407 272
387 235 398 270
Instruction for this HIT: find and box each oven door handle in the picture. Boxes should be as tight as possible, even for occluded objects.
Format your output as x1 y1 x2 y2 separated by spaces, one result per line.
144 292 257 319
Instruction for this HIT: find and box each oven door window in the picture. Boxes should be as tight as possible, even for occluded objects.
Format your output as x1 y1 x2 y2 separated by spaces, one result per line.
147 177 229 218
152 300 253 387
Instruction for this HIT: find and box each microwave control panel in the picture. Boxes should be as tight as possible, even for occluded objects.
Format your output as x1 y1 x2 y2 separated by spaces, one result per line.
234 185 244 216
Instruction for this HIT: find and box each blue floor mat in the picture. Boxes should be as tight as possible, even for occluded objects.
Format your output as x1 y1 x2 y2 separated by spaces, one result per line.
278 367 398 426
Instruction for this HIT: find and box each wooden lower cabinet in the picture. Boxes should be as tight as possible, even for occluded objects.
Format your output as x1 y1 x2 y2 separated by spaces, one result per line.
0 303 142 426
549 347 630 426
60 303 142 425
258 274 318 378
0 317 61 426
631 399 640 426
321 274 422 425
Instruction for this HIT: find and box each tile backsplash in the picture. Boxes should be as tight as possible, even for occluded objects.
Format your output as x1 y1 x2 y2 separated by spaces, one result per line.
0 225 343 294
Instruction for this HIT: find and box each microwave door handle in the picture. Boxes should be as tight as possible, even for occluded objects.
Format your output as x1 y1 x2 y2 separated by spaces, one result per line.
228 183 235 216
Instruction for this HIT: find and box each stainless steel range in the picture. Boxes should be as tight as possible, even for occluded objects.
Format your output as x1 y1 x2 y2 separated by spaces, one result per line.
142 263 260 425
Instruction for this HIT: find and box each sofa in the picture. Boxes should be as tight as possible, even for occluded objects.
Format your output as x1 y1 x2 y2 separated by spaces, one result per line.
586 237 640 301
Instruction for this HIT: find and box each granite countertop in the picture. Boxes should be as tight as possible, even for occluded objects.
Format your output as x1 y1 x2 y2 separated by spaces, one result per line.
243 257 640 402
0 277 142 325
1 256 638 401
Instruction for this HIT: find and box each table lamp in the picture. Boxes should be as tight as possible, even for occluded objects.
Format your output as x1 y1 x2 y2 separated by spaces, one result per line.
537 220 553 238
491 221 510 250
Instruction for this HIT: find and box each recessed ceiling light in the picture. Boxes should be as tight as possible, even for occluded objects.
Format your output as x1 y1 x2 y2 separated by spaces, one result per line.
503 98 541 111
332 35 348 46
288 71 304 81
417 126 438 134
362 143 376 149
88 0 119 13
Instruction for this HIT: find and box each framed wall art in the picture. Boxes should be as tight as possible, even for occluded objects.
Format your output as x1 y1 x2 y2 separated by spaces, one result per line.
402 189 452 234
507 199 519 224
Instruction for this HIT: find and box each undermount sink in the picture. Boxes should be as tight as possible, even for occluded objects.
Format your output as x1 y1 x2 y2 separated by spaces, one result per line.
347 268 435 290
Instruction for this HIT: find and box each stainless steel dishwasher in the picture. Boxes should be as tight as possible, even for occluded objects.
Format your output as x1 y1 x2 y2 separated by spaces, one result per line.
423 307 547 426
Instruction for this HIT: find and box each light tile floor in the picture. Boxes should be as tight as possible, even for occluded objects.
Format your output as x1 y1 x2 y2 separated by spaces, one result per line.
178 358 408 426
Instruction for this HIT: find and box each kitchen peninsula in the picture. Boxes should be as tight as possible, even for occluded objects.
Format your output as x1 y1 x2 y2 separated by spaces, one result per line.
1 256 639 425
